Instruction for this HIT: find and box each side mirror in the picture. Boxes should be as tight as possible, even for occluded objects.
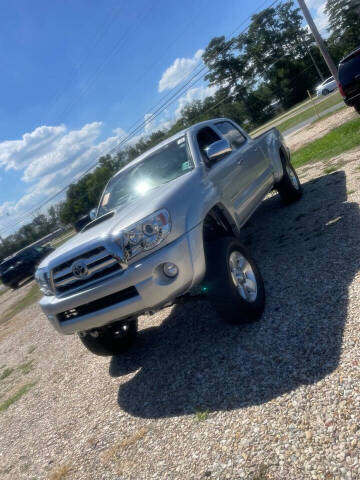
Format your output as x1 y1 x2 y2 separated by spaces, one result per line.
206 139 232 163
89 208 97 221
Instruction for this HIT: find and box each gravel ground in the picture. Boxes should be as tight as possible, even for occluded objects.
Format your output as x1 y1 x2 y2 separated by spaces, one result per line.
1 152 360 480
284 107 357 152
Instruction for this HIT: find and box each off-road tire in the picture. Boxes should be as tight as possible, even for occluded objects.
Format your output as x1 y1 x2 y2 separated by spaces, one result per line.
276 154 302 204
204 237 265 324
78 318 138 356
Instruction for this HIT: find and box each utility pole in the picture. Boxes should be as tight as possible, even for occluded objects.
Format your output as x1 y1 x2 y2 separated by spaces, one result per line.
304 39 324 81
297 0 339 83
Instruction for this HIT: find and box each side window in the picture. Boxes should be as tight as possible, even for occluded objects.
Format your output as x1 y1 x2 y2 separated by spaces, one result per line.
196 127 221 163
215 121 246 150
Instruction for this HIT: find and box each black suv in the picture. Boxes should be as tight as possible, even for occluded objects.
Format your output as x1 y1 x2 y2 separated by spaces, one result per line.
0 245 53 289
339 46 360 113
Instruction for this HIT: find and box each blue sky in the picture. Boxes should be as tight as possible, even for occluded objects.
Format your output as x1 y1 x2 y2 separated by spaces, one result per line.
0 0 327 236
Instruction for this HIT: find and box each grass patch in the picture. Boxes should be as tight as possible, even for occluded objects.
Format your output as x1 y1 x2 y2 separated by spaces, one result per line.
292 117 360 168
252 464 269 480
49 464 72 480
195 409 209 422
17 359 34 375
0 367 14 380
251 97 314 135
50 230 75 248
0 382 36 412
101 428 149 464
1 284 42 324
323 164 343 174
347 189 356 195
277 92 342 133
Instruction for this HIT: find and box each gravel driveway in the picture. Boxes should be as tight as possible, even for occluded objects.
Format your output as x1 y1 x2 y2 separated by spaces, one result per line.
1 153 360 480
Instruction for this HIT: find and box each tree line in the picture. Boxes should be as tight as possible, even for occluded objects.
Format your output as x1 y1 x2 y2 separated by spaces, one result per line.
1 0 358 261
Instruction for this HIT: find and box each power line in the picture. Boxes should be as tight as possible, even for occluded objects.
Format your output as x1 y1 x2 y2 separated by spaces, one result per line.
46 2 125 122
51 3 155 125
0 0 283 236
0 0 283 235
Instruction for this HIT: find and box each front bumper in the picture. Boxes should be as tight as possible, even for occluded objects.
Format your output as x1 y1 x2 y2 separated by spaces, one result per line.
39 224 205 335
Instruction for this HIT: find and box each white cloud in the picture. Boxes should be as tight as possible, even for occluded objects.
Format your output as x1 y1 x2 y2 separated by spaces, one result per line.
144 113 154 134
22 122 102 182
158 49 204 92
304 0 329 35
0 125 66 171
175 85 218 117
0 123 128 234
112 127 126 137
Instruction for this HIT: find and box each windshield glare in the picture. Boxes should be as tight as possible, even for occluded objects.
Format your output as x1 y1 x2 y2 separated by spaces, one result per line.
98 136 193 216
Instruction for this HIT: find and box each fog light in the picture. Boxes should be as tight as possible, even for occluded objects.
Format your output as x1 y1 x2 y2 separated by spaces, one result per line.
163 262 178 278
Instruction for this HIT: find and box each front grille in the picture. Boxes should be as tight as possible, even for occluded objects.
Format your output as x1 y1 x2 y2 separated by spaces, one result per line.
57 286 138 322
52 246 122 295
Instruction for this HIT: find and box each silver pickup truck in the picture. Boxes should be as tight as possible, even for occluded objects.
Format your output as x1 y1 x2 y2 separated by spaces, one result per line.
36 118 302 356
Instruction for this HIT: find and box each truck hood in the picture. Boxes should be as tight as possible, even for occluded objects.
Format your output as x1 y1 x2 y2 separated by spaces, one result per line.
40 170 200 268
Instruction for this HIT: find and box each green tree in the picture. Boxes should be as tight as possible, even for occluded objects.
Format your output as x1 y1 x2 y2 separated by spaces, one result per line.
326 0 360 61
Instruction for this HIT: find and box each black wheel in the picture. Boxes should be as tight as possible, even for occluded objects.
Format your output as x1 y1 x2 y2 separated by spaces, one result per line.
276 153 302 204
354 104 360 114
323 88 330 95
78 318 138 356
204 237 265 324
10 283 18 290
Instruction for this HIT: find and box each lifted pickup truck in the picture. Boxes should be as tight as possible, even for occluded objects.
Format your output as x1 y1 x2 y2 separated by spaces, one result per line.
36 118 302 356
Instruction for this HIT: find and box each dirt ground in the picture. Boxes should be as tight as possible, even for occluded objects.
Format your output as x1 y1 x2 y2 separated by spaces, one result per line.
1 147 360 480
284 107 357 152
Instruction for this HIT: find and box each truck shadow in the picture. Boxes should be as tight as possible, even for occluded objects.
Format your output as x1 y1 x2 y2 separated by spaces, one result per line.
110 170 360 418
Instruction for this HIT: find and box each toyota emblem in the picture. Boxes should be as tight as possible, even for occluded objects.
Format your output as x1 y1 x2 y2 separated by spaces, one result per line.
72 260 89 279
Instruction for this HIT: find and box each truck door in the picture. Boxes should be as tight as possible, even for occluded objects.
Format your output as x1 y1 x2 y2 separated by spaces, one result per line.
196 125 245 217
214 120 270 224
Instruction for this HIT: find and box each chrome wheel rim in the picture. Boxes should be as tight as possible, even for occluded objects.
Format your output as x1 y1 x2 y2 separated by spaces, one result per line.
286 164 299 190
229 251 257 303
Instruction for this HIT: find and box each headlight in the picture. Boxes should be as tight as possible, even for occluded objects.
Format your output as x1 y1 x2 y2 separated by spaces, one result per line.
119 209 171 260
35 268 53 296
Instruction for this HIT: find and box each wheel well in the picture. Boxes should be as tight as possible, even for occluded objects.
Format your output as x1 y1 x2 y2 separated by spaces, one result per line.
203 206 236 242
279 146 287 163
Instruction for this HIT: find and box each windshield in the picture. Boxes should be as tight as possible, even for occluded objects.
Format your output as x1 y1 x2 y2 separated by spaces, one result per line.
97 136 193 216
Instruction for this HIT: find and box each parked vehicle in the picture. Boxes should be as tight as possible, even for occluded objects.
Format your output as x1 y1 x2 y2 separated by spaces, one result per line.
1 245 54 289
35 118 302 356
339 46 360 113
315 76 337 96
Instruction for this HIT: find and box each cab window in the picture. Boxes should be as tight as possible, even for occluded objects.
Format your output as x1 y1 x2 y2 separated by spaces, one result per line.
215 121 246 149
196 127 221 163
